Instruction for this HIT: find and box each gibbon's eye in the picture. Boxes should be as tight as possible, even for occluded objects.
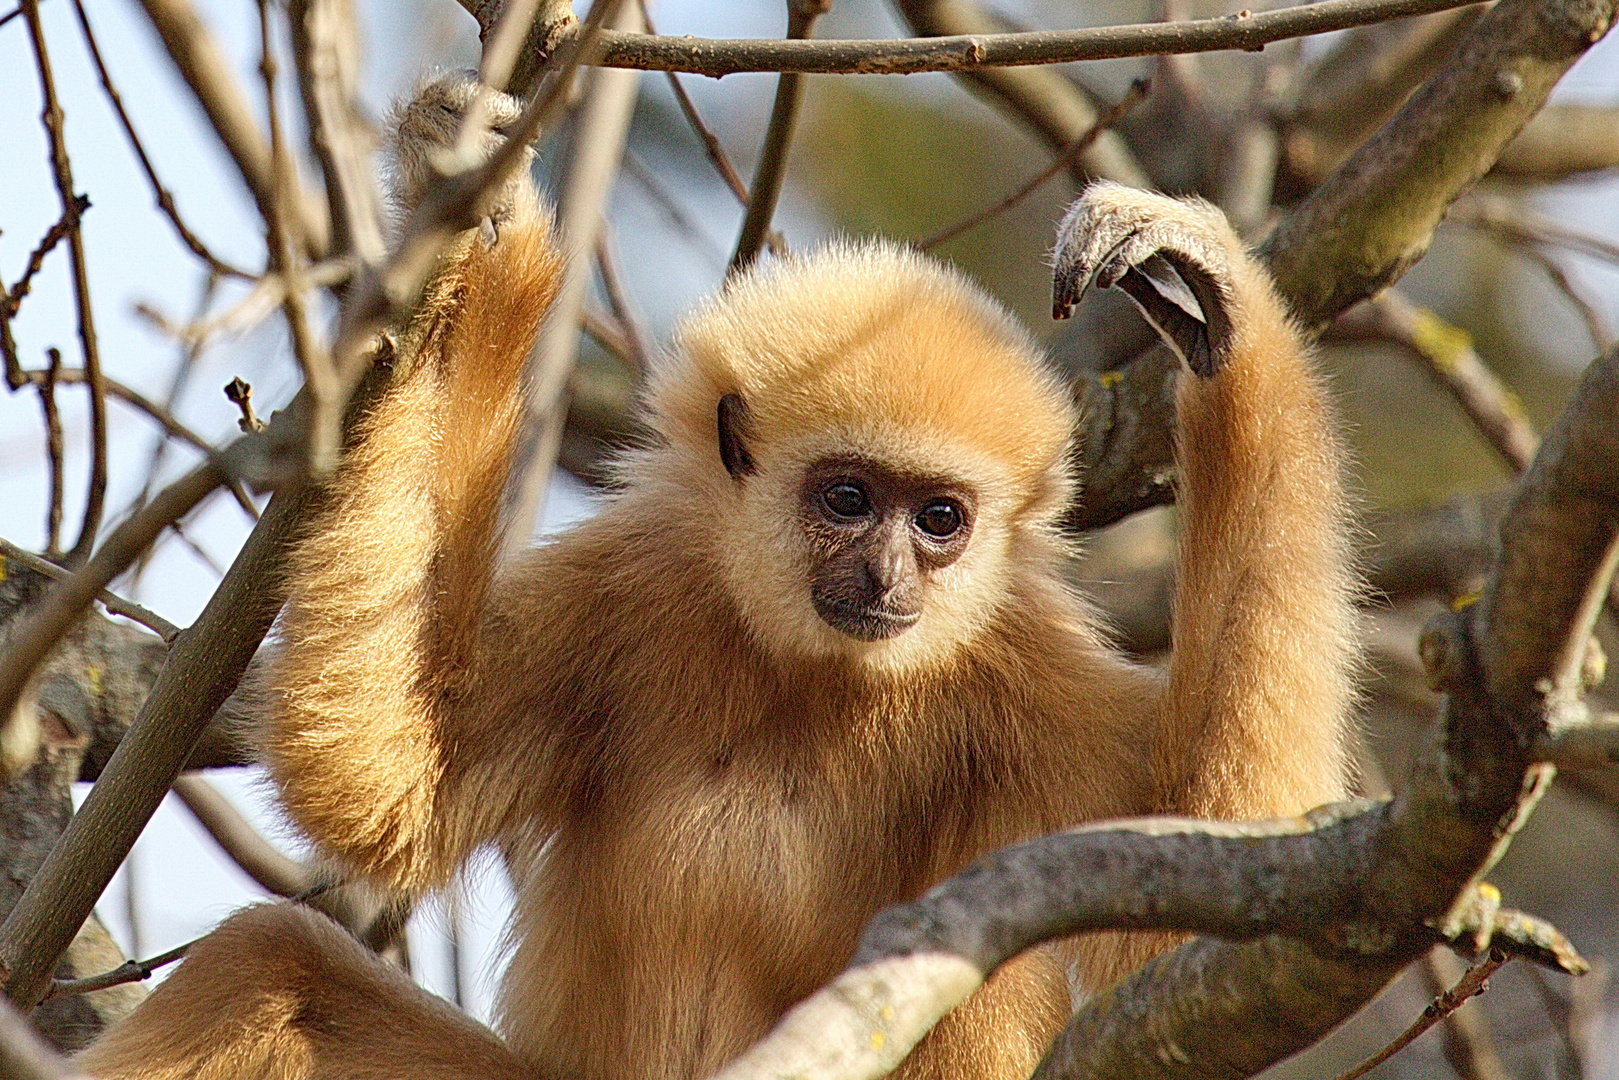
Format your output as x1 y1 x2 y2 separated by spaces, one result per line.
821 482 872 520
915 501 963 539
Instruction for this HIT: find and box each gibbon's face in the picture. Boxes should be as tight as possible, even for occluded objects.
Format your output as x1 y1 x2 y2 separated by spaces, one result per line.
798 455 975 642
648 241 1077 671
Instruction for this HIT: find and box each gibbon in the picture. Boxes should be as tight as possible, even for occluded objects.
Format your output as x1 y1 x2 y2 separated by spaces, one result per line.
80 73 1359 1080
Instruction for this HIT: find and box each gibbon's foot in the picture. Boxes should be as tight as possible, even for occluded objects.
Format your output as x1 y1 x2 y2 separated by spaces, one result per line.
1052 182 1239 378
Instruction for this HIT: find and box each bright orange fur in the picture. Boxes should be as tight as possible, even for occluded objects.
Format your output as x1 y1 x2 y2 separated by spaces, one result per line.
81 81 1357 1080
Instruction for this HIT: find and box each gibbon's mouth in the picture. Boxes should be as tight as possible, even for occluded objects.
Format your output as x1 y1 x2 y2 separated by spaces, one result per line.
812 595 922 641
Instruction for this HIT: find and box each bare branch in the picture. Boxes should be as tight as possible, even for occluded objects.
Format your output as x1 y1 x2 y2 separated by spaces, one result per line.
594 230 649 374
42 941 190 1001
729 0 829 275
287 0 387 269
888 0 1149 188
1283 5 1484 184
503 0 640 552
583 0 1487 78
67 0 250 279
171 775 311 897
36 350 64 558
1331 289 1539 472
917 79 1147 252
1423 947 1511 1080
14 365 259 521
0 458 228 734
21 0 107 568
132 0 328 256
0 539 179 644
454 0 577 99
1334 950 1509 1080
0 434 300 1007
1493 104 1619 182
1509 244 1613 354
1263 0 1616 326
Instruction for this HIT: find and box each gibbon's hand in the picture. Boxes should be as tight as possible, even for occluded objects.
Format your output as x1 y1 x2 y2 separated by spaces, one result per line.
1052 182 1239 378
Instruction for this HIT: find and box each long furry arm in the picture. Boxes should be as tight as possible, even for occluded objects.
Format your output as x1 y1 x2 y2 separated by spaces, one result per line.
265 90 563 891
1055 185 1358 821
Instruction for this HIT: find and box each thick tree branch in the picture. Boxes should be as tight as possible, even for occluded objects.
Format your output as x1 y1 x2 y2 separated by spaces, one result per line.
1263 0 1617 327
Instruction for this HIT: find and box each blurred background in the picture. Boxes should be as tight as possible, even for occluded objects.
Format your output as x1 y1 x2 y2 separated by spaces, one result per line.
1 0 1617 1076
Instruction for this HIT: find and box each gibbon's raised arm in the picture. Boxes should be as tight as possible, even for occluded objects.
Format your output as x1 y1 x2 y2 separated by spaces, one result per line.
263 81 563 893
1055 184 1358 822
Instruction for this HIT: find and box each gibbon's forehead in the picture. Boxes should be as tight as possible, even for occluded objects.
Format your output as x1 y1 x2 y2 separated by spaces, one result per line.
662 242 1075 485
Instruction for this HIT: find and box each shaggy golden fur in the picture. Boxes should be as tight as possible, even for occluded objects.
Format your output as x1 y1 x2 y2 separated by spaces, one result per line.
81 80 1357 1080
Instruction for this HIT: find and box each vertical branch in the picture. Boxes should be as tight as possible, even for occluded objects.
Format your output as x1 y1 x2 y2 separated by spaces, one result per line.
258 0 339 475
727 0 831 276
502 0 640 553
287 0 387 271
21 0 107 568
38 348 64 558
594 228 649 374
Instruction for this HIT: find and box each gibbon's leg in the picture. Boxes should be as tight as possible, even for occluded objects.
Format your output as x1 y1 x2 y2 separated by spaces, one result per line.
76 905 528 1080
1053 184 1358 823
886 950 1071 1080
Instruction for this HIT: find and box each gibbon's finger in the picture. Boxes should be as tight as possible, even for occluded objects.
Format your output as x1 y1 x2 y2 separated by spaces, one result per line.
1112 252 1234 378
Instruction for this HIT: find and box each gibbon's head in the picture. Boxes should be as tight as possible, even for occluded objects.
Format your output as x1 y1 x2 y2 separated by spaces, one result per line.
642 241 1077 674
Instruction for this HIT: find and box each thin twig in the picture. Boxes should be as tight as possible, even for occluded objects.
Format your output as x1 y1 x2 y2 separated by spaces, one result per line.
502 0 639 557
1503 243 1612 353
15 364 259 520
22 0 106 567
4 196 87 316
1332 950 1510 1080
67 0 249 279
134 0 328 256
1423 948 1511 1080
585 0 1487 77
917 77 1147 251
621 149 727 265
728 0 830 276
594 228 649 373
260 0 338 476
43 940 191 999
0 537 179 642
642 8 787 257
172 774 311 896
1455 195 1619 267
0 456 229 727
1331 290 1539 472
38 347 64 556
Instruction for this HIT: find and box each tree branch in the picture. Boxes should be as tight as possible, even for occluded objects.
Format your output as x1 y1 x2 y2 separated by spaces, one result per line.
1263 0 1616 327
887 0 1148 188
580 0 1486 78
728 0 828 275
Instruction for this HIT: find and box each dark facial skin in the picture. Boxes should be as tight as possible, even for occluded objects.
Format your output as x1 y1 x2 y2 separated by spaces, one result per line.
798 456 975 641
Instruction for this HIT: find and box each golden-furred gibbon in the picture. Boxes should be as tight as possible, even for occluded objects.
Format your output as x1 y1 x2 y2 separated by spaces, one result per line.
79 73 1359 1080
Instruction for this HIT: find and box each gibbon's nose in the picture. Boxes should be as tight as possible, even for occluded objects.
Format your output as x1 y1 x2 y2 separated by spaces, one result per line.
866 534 912 601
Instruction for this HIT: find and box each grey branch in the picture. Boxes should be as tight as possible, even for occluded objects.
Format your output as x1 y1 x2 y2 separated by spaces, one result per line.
888 0 1148 188
580 0 1485 78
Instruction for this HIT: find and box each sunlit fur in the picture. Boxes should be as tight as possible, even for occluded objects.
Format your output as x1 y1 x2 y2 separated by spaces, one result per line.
80 79 1358 1080
631 243 1077 674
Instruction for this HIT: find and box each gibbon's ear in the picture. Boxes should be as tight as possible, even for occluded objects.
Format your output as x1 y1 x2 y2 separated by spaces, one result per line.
717 393 758 480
